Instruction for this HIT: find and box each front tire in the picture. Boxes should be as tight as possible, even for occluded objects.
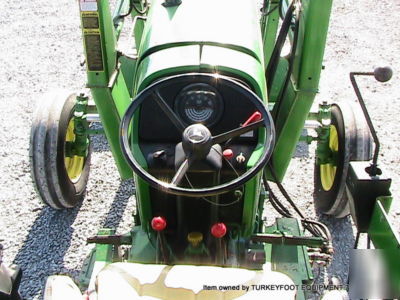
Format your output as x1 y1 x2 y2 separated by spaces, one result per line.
30 90 91 209
314 102 372 218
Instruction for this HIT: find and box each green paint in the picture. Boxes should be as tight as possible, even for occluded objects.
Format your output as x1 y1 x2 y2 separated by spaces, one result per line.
242 173 262 237
184 243 209 258
119 56 137 98
268 58 289 103
77 1 398 296
134 0 266 98
267 218 313 300
95 228 116 262
80 0 133 179
79 228 115 288
266 0 333 181
138 0 264 64
261 0 280 67
130 0 270 236
111 69 131 117
134 175 152 229
368 199 400 295
129 226 157 263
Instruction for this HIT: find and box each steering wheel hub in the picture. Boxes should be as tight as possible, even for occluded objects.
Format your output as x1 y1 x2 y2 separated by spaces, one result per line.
185 124 210 143
182 124 213 159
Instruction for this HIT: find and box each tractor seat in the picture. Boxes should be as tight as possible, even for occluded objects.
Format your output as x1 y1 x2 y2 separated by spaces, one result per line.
95 262 296 300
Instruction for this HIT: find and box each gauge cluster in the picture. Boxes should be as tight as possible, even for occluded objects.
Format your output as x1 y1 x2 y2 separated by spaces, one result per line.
174 83 224 127
138 76 259 143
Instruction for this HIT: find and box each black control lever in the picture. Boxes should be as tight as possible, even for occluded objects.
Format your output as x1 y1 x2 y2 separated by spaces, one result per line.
349 66 393 176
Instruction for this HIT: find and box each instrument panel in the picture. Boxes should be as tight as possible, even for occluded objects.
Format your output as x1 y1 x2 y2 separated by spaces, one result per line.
138 78 259 144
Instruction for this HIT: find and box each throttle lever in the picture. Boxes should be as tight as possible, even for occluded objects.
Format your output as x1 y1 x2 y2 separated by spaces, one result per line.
224 111 262 147
242 111 262 127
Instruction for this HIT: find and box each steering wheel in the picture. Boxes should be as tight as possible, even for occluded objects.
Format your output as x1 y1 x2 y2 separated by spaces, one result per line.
120 73 275 197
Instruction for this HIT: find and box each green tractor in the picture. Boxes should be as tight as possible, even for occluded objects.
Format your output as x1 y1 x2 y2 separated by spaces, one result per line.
23 0 400 299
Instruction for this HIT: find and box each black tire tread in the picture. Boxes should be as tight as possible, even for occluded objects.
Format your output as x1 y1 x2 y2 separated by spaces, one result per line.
314 101 372 218
30 90 91 209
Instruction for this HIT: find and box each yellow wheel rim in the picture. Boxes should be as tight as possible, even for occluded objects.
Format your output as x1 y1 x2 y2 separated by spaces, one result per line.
64 119 85 183
320 125 339 191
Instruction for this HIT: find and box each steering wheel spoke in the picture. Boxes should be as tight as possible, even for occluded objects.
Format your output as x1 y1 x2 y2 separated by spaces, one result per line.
152 90 186 132
171 158 191 186
212 119 264 145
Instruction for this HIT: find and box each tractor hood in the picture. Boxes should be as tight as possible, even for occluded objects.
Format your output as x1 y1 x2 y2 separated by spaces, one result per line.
135 0 267 97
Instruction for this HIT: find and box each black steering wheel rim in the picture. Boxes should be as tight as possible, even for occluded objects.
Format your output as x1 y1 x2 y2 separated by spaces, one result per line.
120 73 275 197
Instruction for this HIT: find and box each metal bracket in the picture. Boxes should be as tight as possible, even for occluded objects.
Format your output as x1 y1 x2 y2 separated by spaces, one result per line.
107 62 121 88
87 234 132 245
251 233 326 248
68 93 90 157
314 101 333 165
347 161 392 232
85 62 121 89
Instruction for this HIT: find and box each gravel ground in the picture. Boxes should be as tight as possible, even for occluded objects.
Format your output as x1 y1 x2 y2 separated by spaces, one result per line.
0 0 399 299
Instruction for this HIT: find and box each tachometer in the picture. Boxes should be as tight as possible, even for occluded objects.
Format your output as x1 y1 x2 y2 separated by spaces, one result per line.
175 83 223 127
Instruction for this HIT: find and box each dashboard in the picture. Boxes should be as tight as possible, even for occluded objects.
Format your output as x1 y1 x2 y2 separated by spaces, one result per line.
132 74 267 230
138 76 260 145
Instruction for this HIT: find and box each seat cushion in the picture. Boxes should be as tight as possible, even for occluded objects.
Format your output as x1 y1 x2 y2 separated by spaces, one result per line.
96 263 296 300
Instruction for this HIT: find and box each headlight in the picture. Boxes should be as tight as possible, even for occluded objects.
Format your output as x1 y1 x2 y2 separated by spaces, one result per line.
175 83 223 127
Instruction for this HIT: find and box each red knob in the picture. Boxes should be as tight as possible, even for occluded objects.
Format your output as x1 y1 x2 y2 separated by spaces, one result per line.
151 216 167 231
223 149 234 159
211 223 227 238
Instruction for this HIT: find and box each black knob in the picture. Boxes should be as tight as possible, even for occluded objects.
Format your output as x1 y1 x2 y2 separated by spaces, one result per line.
163 0 182 7
373 66 393 82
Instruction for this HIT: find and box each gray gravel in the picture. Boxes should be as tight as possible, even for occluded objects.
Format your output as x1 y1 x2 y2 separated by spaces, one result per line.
0 0 399 299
